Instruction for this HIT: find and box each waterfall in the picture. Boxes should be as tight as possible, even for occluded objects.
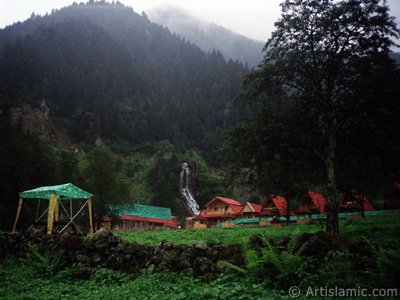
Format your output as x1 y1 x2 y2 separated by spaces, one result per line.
180 162 200 216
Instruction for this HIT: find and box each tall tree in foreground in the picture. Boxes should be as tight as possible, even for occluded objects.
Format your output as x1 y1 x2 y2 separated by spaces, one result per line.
224 0 399 234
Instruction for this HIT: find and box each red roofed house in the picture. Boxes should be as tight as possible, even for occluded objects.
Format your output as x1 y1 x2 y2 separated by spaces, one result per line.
202 196 244 227
260 195 288 217
186 209 208 229
340 188 375 213
296 191 327 215
241 202 263 218
384 182 400 210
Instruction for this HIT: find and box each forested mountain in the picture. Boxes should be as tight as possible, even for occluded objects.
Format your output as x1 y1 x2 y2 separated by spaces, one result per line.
0 1 250 229
0 1 248 159
147 6 264 67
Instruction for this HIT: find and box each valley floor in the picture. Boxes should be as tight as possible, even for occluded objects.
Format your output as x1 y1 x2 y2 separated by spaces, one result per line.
1 213 399 300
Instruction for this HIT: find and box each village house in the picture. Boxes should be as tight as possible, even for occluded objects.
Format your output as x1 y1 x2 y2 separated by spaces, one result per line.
340 188 375 213
105 203 177 230
188 196 243 228
240 202 262 218
295 191 327 224
259 195 288 217
384 182 400 210
296 191 327 215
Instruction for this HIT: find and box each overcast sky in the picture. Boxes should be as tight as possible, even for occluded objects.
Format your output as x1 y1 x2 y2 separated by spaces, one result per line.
0 0 399 42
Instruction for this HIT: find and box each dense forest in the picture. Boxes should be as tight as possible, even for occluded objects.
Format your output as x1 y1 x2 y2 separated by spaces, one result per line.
147 6 264 67
0 1 247 229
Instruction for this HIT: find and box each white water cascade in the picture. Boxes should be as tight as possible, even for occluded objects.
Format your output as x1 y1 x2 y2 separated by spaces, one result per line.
180 162 200 216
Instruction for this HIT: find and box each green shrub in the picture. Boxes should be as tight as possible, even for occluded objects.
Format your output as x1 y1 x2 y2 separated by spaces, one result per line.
316 250 361 287
92 267 133 285
376 248 400 288
20 245 65 276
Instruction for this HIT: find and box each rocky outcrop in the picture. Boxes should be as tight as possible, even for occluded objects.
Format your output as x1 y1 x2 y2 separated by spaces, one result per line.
9 100 53 141
0 229 244 279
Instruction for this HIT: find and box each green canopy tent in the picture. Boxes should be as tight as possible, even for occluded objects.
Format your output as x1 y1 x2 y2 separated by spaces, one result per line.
12 183 94 235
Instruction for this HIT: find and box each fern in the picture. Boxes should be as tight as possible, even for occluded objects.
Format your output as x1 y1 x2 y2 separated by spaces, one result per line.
22 245 65 276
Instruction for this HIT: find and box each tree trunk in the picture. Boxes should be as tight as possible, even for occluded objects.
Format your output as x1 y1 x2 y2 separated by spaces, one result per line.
286 194 290 226
325 132 339 235
360 194 365 218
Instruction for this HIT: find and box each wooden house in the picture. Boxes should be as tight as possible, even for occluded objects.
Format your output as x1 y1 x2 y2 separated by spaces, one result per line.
259 195 288 217
296 191 327 216
201 196 243 227
384 182 400 210
340 188 375 213
186 210 208 228
241 202 263 218
108 203 177 231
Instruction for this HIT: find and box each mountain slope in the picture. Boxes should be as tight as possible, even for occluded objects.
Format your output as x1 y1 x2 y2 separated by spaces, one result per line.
0 2 248 158
147 6 264 67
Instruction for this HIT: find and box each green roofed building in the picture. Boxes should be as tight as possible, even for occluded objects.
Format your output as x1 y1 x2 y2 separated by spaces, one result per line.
106 203 177 230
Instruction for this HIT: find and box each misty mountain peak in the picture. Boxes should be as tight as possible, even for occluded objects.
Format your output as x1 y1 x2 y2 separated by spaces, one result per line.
147 5 264 67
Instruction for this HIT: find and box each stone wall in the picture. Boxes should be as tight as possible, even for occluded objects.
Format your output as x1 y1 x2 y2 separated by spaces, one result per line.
0 229 244 278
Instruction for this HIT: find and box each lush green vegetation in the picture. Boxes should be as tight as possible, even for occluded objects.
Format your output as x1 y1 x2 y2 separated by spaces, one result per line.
115 213 400 247
0 260 287 300
115 225 320 246
0 129 229 230
1 214 399 299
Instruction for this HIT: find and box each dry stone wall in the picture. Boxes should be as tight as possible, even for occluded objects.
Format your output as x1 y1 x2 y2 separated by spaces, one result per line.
0 229 245 278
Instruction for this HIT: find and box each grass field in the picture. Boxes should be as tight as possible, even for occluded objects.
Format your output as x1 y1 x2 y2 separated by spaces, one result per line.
114 212 400 248
1 213 399 299
115 224 321 246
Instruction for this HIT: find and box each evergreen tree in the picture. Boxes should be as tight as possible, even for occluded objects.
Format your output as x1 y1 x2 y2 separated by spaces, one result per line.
224 0 399 234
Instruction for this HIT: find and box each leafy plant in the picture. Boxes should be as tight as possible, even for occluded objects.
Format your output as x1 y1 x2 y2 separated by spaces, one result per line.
376 248 400 288
92 267 132 285
226 231 310 289
20 245 65 276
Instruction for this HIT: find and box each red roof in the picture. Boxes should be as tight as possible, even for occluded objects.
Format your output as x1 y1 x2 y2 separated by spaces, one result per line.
192 210 208 221
231 204 244 213
192 214 208 221
204 196 243 214
260 195 287 216
206 196 242 206
245 202 262 213
119 215 177 227
272 196 287 215
307 191 327 214
349 189 375 211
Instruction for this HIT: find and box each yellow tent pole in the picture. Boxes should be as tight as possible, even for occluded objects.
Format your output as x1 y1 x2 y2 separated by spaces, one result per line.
12 198 23 233
88 198 94 234
54 199 60 222
47 194 57 235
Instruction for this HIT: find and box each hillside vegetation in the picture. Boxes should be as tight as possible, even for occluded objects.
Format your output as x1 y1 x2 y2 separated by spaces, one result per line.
0 1 247 230
1 213 399 299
